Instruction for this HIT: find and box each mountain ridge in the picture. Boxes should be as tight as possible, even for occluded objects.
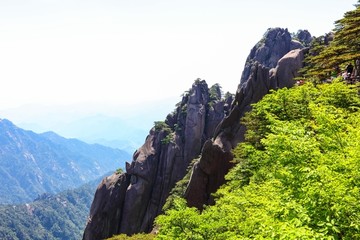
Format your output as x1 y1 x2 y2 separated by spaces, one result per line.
0 118 131 204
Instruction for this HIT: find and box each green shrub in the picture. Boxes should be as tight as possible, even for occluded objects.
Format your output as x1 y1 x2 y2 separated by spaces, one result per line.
155 82 360 239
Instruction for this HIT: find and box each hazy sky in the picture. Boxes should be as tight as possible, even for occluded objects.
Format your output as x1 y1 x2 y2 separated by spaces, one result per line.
0 0 357 110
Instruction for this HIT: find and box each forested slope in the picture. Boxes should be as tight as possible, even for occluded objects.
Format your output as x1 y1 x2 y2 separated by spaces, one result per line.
0 174 109 240
156 81 360 239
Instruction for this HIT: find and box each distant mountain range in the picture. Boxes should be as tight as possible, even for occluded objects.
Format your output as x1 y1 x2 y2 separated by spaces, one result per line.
0 173 108 240
0 118 131 204
44 114 149 153
0 100 178 153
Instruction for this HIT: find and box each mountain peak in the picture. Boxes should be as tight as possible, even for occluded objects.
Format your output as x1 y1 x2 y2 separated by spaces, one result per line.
240 27 311 86
0 118 16 128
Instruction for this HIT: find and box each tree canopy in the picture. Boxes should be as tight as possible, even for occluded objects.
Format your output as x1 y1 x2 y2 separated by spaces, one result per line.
155 81 360 239
302 1 360 80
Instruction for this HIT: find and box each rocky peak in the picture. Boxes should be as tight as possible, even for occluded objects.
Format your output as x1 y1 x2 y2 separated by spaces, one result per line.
295 29 313 46
83 80 231 239
240 27 306 86
83 28 311 239
0 118 14 127
185 41 309 209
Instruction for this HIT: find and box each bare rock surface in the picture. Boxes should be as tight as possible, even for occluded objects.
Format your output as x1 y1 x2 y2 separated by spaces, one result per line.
83 81 229 239
185 34 309 209
83 28 310 239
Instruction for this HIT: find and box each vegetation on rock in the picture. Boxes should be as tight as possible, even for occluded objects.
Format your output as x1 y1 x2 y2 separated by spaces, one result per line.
108 2 360 239
155 80 360 239
107 233 155 240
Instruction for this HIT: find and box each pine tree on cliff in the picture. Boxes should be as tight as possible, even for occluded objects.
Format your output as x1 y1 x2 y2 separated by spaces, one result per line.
303 1 360 79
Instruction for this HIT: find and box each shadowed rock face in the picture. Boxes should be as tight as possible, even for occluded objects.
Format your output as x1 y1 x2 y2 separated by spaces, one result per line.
82 173 130 240
83 80 231 239
83 28 310 239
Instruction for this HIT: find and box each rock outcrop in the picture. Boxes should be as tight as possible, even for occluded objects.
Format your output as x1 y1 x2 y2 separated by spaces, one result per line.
82 173 129 240
240 28 311 86
83 80 231 239
83 28 310 239
185 30 309 209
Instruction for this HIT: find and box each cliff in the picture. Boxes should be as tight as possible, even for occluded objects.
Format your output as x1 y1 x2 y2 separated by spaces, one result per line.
83 80 231 239
186 29 310 208
83 28 311 239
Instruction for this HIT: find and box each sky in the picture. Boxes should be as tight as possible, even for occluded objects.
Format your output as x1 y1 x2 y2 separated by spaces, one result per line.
0 0 357 138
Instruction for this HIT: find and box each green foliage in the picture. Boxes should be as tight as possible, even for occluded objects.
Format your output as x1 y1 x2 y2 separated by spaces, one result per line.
0 174 106 240
241 83 317 149
161 132 175 145
156 198 205 240
333 1 360 58
107 233 155 240
154 121 171 132
162 158 199 211
155 82 360 239
209 83 222 101
153 121 174 145
302 2 360 80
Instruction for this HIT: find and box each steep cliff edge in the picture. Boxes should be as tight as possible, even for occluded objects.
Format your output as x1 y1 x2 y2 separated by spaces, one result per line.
83 80 231 239
185 48 309 209
83 28 311 239
185 28 310 209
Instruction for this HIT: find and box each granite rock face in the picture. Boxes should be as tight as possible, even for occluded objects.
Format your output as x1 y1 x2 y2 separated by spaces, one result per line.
83 28 310 239
82 173 130 240
83 81 231 239
185 41 309 209
240 28 309 86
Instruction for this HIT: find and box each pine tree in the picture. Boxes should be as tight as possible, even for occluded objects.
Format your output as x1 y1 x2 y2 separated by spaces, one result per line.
302 1 360 80
333 0 360 56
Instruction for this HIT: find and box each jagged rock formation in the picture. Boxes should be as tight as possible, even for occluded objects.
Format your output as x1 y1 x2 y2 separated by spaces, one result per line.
296 29 312 46
83 80 231 239
240 28 311 86
185 30 309 209
83 28 310 239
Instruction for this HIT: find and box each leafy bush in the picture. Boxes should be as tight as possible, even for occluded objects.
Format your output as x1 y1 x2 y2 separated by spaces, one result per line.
155 82 360 239
162 158 199 211
154 121 171 132
107 233 155 240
